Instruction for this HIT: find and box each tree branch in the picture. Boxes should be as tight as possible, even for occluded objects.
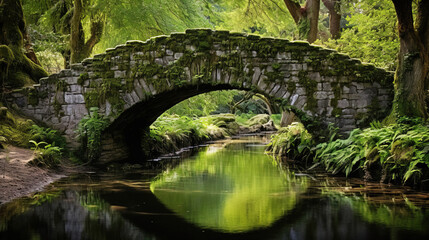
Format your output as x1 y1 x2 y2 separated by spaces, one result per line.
283 0 303 24
321 0 334 11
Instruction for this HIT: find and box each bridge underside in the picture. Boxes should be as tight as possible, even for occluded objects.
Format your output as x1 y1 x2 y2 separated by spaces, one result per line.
99 84 244 163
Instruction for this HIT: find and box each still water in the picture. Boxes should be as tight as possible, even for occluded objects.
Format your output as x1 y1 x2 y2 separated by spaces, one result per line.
1 135 429 240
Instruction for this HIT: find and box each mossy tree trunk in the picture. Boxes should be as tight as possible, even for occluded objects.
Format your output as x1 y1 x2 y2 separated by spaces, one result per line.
389 0 429 119
321 0 341 39
283 0 320 43
70 0 105 64
0 0 47 90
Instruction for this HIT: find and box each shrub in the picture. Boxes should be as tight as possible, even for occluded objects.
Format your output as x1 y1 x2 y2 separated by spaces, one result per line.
265 122 314 162
28 140 62 168
315 118 429 184
76 107 109 162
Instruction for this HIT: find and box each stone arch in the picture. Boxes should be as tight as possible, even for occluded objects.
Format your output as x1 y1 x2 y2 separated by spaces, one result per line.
8 29 394 163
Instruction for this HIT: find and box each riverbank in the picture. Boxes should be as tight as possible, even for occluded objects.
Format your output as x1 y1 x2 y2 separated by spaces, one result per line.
0 113 277 204
0 146 65 205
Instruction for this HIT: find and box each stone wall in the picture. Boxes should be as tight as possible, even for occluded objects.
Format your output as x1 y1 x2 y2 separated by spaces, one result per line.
6 29 394 161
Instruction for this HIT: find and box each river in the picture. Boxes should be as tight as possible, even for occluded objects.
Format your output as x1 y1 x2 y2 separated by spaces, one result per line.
1 134 429 240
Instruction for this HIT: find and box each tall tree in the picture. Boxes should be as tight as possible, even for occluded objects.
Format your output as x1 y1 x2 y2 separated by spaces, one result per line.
321 0 341 39
283 0 320 43
70 0 105 64
389 0 428 119
0 0 47 90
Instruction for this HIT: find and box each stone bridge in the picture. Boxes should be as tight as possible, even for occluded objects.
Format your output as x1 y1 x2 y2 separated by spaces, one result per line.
7 29 394 163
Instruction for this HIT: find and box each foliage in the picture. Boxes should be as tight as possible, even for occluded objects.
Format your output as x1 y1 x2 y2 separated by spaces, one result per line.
29 140 62 168
76 107 109 162
265 122 314 162
93 0 213 52
315 0 398 70
315 118 429 184
166 90 239 117
235 113 257 125
30 125 67 149
205 0 297 39
246 114 270 126
144 113 239 158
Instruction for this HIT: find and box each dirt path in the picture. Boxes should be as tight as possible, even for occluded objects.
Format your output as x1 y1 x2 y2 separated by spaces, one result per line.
0 145 65 204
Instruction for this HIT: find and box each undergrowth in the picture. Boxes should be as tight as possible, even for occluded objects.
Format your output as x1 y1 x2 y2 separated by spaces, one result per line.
315 118 429 184
76 107 109 163
142 113 239 158
265 122 314 162
0 105 66 168
266 117 429 185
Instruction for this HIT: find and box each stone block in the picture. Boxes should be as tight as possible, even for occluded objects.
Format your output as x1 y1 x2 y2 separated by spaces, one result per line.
186 45 196 51
274 88 287 98
337 99 349 108
355 99 369 108
378 89 392 95
317 99 329 108
166 49 174 56
270 85 280 95
256 76 267 91
68 77 79 85
290 64 302 71
154 58 164 65
282 92 291 100
315 91 328 100
70 84 82 93
356 108 368 114
114 70 126 78
342 108 356 115
295 87 306 95
308 72 321 82
294 96 307 109
276 52 286 59
174 52 183 59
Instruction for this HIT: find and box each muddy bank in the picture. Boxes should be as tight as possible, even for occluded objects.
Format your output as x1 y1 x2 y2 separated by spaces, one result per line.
0 146 64 205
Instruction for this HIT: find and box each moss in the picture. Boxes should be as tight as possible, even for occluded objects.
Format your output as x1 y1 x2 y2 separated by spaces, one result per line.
83 78 125 116
84 89 100 108
56 79 68 92
0 45 14 63
287 81 296 93
28 88 39 106
78 73 89 86
330 82 341 117
298 71 317 111
52 99 64 117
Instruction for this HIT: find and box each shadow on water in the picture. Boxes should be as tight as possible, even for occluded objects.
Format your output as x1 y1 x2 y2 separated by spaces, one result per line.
1 135 429 240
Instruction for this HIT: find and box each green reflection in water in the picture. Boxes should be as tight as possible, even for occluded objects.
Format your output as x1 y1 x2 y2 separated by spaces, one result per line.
325 192 429 231
150 141 308 233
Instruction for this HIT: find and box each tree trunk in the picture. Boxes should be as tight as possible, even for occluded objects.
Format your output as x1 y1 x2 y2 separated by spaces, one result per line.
389 0 428 119
305 0 320 43
70 0 104 64
283 0 320 43
322 0 341 39
0 0 47 90
280 110 298 127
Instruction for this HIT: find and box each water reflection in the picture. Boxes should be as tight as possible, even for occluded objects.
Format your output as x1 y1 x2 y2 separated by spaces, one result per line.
150 140 308 232
1 136 429 240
